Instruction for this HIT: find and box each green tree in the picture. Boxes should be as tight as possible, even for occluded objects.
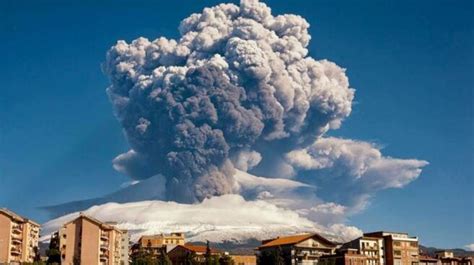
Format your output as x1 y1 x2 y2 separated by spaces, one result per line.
158 246 172 265
46 232 61 264
257 248 285 265
132 246 157 265
184 251 198 265
205 240 212 265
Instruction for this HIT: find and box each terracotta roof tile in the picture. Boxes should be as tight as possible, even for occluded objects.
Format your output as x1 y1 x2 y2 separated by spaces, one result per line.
259 233 335 248
182 244 221 254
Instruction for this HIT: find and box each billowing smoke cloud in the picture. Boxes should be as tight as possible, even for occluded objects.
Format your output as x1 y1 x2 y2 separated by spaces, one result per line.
103 0 354 202
285 137 429 210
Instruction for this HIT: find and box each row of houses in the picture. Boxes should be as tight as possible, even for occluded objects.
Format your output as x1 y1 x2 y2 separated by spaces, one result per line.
255 232 472 265
0 208 472 265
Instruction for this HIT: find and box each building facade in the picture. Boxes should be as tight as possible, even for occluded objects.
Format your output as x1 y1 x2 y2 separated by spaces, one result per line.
343 236 384 265
58 214 128 265
436 251 473 265
167 244 221 265
256 233 337 265
364 231 419 265
0 208 40 264
319 248 367 265
137 232 185 253
230 254 257 265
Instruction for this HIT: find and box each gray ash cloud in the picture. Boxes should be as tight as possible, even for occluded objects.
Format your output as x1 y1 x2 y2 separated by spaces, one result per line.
103 0 354 202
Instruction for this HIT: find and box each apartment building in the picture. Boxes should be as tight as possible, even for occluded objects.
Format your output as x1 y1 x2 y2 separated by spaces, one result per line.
364 231 419 265
0 208 40 264
137 232 185 253
256 233 337 265
319 248 367 265
58 214 128 265
343 236 384 265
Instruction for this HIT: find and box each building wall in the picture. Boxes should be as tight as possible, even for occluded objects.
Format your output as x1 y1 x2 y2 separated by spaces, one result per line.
0 214 12 263
62 218 81 265
0 212 39 264
384 236 419 265
119 231 130 265
139 233 185 248
21 222 40 262
60 216 128 265
231 255 257 265
81 218 101 265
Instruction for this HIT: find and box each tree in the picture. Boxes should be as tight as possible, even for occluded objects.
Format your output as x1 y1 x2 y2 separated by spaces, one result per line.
131 247 157 265
158 246 172 265
184 251 198 265
205 240 212 265
258 247 285 265
46 232 61 264
273 246 285 265
33 246 42 262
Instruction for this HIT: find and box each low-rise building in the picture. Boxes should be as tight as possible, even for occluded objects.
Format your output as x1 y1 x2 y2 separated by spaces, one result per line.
256 233 337 265
58 214 128 265
343 236 384 265
230 254 257 265
0 208 40 264
419 255 439 265
137 232 185 254
319 248 367 265
436 251 472 265
168 244 221 264
364 231 419 265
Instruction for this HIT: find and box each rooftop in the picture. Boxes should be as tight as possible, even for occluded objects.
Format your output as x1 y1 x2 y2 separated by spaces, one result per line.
0 208 40 226
258 233 335 249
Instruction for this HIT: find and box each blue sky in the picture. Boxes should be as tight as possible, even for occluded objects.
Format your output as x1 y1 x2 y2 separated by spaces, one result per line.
0 0 472 249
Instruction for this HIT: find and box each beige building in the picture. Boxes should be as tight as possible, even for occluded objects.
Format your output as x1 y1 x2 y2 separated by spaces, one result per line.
229 255 257 265
319 248 368 265
364 231 419 265
58 214 128 265
0 208 40 264
138 232 185 253
343 236 384 265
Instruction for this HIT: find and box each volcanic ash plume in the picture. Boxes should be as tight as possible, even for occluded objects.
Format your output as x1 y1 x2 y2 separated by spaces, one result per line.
103 0 354 202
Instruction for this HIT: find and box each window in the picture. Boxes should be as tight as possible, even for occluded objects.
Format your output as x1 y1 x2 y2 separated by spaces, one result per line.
394 251 402 256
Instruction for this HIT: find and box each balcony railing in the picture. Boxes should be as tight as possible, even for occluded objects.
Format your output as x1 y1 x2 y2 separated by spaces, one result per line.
12 225 23 234
100 231 109 240
10 246 21 255
11 237 22 244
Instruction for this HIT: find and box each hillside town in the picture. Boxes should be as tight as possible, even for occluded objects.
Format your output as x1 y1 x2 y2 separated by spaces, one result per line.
0 208 472 265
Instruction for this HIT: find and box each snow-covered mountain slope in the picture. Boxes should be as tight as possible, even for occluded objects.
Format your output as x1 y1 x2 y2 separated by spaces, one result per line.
43 170 311 218
41 194 321 242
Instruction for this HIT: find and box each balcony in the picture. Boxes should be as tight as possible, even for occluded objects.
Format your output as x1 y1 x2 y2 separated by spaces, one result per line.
11 237 22 244
100 243 109 250
100 252 109 261
100 232 109 241
12 225 23 234
10 246 21 255
363 245 377 250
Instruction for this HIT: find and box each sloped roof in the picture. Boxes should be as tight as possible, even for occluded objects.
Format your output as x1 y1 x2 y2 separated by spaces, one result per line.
182 244 221 254
0 208 40 226
63 213 123 232
259 233 335 249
